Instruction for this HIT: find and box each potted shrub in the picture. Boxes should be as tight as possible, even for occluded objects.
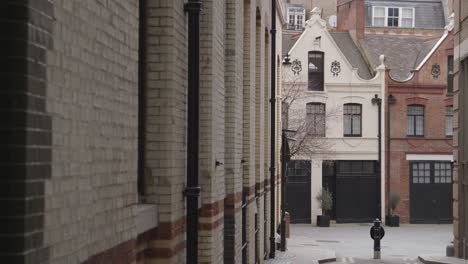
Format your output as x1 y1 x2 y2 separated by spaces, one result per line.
385 192 401 227
316 188 333 227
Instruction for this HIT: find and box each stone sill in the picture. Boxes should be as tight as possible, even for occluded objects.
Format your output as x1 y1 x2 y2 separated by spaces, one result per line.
135 204 158 235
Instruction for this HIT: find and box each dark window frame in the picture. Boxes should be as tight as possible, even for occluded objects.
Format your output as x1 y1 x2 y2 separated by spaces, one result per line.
306 102 326 137
407 104 425 137
308 51 324 91
410 161 452 184
343 103 362 137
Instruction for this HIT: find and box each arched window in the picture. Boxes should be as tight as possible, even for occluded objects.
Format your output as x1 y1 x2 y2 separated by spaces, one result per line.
407 105 424 136
343 103 362 137
306 103 326 136
308 51 324 91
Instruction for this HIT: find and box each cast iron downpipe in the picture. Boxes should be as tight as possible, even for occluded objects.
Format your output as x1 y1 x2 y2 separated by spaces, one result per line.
386 95 396 216
184 1 202 264
372 94 382 218
138 0 147 198
269 0 277 259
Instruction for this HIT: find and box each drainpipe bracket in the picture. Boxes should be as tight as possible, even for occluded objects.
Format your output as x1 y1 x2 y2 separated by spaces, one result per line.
184 1 202 12
183 186 201 197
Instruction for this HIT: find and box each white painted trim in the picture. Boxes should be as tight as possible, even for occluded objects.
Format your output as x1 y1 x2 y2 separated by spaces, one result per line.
415 31 449 70
372 6 386 27
405 154 453 161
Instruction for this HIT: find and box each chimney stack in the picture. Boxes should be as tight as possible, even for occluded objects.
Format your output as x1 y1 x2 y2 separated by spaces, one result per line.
337 0 365 41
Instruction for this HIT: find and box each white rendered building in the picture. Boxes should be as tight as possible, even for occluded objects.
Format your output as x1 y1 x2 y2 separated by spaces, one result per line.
282 9 386 224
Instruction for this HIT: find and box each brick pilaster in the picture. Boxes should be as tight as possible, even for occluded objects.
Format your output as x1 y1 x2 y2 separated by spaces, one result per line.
0 1 53 263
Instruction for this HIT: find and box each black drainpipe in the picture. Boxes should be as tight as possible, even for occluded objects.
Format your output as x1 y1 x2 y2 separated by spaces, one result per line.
269 0 277 259
387 95 396 216
138 0 147 199
372 94 382 219
184 1 202 264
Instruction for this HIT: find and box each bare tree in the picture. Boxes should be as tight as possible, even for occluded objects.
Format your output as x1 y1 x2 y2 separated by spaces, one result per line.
281 71 338 159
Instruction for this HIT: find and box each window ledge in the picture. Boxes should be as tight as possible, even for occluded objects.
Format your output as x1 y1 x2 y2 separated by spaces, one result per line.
306 90 326 94
135 203 158 234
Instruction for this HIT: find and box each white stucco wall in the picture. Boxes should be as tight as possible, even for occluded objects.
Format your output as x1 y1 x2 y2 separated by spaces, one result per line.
282 10 387 224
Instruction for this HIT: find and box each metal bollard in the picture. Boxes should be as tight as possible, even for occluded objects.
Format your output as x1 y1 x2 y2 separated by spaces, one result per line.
370 218 385 259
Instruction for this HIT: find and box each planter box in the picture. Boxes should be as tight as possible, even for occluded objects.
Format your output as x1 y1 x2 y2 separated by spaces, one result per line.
317 215 330 227
385 215 400 227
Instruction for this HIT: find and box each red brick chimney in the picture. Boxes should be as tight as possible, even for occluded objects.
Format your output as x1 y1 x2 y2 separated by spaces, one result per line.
337 0 365 41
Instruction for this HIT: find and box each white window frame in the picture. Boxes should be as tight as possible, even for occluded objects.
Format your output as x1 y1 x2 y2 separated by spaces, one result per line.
372 6 415 28
287 6 306 29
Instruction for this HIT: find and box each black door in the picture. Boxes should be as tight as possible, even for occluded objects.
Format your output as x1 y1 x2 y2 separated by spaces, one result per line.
410 161 453 224
286 160 311 223
334 161 380 223
322 161 336 219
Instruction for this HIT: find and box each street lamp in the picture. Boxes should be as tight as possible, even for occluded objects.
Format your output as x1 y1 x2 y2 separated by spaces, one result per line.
280 129 296 251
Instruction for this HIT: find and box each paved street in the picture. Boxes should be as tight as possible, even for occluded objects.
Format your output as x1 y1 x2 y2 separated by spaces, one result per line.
268 223 453 264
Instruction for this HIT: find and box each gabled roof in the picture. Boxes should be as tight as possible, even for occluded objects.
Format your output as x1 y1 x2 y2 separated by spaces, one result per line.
282 31 301 56
360 34 441 81
330 32 373 80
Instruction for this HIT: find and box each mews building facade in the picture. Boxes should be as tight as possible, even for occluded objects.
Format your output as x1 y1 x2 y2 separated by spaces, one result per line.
282 9 386 225
355 0 455 224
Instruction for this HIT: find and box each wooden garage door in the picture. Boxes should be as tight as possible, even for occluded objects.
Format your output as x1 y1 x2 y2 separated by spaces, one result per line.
335 161 380 223
410 161 453 224
286 160 311 223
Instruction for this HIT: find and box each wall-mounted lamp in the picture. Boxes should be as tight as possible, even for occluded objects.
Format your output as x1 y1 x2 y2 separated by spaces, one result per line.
372 94 382 105
388 94 396 105
283 54 292 65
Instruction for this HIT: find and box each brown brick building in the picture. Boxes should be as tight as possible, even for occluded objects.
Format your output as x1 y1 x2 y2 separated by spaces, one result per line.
0 0 285 263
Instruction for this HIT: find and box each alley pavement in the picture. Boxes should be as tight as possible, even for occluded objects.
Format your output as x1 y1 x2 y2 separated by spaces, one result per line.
266 223 453 264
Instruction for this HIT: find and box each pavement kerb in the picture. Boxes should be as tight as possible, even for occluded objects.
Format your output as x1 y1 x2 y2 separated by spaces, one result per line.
418 255 468 264
318 257 337 263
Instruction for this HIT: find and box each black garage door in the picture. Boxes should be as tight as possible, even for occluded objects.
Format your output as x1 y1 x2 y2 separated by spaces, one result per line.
410 161 453 224
286 160 311 223
328 161 380 223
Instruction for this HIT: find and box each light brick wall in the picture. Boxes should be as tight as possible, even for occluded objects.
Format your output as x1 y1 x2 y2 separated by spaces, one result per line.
454 0 468 258
224 0 245 262
198 0 226 263
44 1 139 263
144 0 188 263
243 1 257 262
23 0 281 263
255 8 267 262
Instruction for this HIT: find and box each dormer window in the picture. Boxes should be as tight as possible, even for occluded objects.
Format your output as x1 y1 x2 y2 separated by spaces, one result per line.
372 6 415 28
287 5 306 30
